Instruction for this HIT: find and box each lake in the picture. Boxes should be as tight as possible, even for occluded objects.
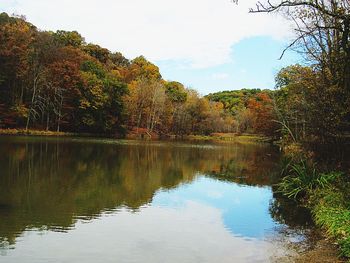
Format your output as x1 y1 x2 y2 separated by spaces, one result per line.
0 136 313 262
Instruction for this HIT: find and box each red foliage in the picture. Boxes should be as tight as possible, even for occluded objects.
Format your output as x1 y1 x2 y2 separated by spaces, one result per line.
247 93 278 136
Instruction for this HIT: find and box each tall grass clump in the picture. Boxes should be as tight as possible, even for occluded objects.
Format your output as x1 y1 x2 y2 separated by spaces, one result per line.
277 160 341 199
277 157 350 260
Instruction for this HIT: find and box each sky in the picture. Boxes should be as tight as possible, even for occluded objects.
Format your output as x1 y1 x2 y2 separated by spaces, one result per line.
1 0 302 95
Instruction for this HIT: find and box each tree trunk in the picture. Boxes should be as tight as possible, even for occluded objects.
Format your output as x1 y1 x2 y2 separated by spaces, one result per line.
46 113 50 131
26 76 38 131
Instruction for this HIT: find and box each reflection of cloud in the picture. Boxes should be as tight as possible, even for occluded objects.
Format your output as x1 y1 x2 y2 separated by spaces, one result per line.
5 202 293 263
4 0 292 68
232 198 241 205
211 73 230 80
206 190 223 199
154 177 279 239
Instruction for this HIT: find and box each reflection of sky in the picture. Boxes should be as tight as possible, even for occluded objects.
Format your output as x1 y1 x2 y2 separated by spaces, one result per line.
1 176 293 263
2 201 290 263
152 176 278 239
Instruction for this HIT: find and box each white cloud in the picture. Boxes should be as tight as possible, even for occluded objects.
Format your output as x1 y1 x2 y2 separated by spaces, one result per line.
4 0 292 68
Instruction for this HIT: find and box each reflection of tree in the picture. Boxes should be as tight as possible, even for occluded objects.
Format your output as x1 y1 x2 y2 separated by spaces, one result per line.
269 188 314 229
207 145 281 186
206 145 315 234
0 138 281 248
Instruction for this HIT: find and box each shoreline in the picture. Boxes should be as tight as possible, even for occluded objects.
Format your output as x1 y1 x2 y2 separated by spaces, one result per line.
277 143 350 262
0 128 272 144
295 236 345 263
0 128 77 137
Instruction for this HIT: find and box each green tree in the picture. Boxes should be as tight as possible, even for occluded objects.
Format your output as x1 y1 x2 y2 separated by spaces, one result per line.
53 30 85 47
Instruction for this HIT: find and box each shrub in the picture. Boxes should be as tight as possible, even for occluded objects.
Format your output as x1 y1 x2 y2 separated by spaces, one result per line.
277 160 342 199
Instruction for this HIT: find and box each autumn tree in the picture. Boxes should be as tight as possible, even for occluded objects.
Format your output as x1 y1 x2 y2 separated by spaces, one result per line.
83 44 110 64
129 56 162 82
274 65 314 141
165 81 188 134
44 47 85 131
0 14 34 127
250 0 350 143
52 30 85 47
77 60 127 133
247 92 278 136
0 12 255 137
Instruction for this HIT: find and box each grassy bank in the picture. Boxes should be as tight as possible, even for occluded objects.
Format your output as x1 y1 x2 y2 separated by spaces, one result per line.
311 187 350 259
180 133 271 144
278 159 350 260
0 129 273 145
0 128 76 136
125 129 272 143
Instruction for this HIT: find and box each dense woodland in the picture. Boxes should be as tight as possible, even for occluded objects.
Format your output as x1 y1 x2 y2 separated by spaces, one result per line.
1 1 350 146
0 12 278 137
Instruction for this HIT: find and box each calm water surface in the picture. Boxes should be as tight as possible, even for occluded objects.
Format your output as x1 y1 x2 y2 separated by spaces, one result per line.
0 136 312 262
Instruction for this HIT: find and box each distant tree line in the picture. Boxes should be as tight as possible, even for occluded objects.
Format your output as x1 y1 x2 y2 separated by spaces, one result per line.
206 89 279 136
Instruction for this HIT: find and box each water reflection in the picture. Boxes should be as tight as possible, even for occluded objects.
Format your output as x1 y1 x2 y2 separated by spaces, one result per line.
154 178 277 239
0 136 311 262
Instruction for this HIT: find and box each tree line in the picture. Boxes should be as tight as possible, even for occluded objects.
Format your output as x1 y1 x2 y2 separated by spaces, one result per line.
0 12 277 137
1 0 349 146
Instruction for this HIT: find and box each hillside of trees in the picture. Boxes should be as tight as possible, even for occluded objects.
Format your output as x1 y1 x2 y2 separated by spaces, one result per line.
1 4 349 146
0 12 277 137
206 89 278 136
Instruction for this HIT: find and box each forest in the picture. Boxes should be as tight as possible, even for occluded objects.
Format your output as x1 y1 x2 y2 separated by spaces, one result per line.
0 12 280 138
2 9 348 145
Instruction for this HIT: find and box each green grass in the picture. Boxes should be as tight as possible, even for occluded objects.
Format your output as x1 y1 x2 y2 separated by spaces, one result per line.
277 160 350 260
0 129 270 144
311 188 350 259
0 128 75 136
183 133 270 144
277 160 341 199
